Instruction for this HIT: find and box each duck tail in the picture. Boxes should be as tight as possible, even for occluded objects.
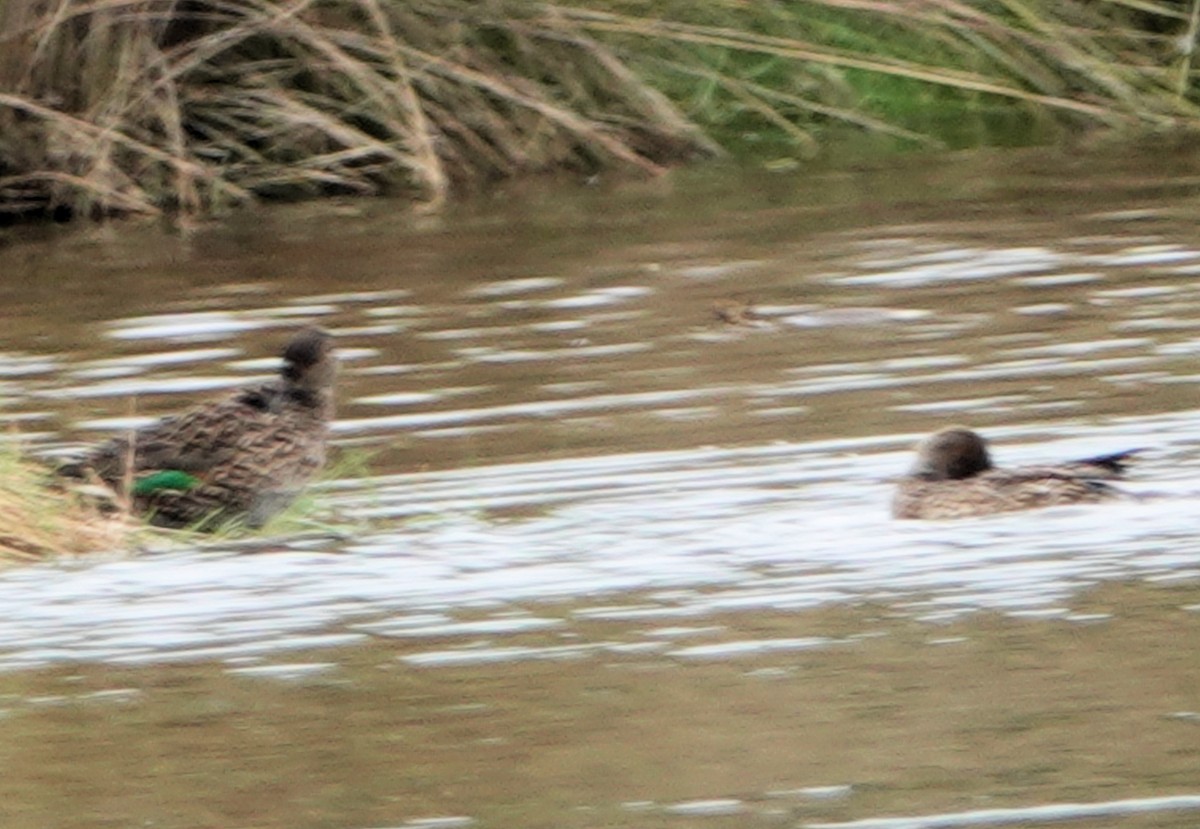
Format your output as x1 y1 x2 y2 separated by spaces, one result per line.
1075 448 1143 475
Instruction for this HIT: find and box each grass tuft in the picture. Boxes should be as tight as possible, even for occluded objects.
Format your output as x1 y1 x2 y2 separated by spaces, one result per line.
0 439 375 566
125 446 383 544
0 440 134 564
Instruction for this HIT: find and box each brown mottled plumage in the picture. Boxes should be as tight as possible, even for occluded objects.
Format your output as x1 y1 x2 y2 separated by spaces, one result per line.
62 327 336 530
892 426 1139 520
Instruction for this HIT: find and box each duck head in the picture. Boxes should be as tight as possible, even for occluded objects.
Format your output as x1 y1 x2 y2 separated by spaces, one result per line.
910 426 993 481
282 327 337 410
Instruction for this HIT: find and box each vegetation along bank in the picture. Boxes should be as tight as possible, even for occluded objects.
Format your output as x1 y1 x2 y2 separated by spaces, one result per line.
1 0 1197 220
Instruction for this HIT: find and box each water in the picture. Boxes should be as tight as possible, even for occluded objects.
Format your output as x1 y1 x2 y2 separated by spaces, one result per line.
1 147 1200 828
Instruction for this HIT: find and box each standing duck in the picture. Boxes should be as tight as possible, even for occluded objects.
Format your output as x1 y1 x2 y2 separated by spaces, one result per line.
62 327 337 530
892 426 1139 520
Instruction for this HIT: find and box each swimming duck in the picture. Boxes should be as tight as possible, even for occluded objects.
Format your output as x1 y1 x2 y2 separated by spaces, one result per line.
892 426 1139 520
61 327 336 530
712 298 772 328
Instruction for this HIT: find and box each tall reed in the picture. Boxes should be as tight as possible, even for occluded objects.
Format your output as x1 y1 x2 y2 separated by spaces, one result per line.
0 0 716 218
0 0 1195 219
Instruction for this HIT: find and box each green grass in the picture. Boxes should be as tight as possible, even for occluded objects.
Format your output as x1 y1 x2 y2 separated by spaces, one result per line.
252 447 381 536
163 446 383 542
584 0 1199 150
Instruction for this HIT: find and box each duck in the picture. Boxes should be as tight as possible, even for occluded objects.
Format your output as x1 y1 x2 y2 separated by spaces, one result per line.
60 326 337 530
892 426 1139 520
712 298 772 328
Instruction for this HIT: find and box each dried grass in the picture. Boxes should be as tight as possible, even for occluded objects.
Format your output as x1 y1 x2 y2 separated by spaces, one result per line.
0 0 716 218
0 0 1196 220
0 441 133 564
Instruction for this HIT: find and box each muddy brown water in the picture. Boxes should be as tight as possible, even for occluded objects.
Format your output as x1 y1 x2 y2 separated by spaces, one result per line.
2 147 1200 828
